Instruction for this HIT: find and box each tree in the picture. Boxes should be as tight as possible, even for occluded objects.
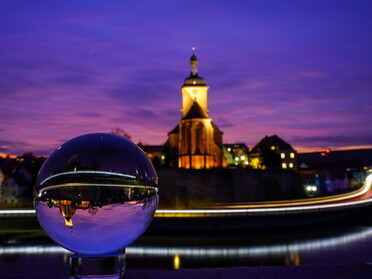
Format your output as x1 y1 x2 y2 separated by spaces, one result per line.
110 128 132 140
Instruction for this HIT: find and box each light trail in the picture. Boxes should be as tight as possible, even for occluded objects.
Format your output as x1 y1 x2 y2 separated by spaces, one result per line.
39 171 137 186
127 226 372 257
1 226 372 257
155 173 372 217
1 174 372 219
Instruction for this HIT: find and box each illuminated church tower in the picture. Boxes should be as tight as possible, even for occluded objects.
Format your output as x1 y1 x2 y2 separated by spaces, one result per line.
166 48 225 169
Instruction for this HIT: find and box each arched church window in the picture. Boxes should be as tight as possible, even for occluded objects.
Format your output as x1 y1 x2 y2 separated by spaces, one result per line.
186 123 191 154
195 123 204 154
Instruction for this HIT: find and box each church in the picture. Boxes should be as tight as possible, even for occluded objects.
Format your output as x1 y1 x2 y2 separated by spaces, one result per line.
164 49 225 169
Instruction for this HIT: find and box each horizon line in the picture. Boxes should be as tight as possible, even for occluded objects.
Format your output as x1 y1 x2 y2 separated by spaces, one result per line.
2 145 372 159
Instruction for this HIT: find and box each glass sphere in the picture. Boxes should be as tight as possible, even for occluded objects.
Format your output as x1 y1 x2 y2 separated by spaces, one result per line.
34 133 158 256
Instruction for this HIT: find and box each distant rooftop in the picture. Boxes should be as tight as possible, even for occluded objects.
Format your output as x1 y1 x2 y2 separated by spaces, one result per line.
251 135 294 153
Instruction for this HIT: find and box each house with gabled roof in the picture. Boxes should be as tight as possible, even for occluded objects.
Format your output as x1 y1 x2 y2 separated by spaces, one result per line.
249 135 297 171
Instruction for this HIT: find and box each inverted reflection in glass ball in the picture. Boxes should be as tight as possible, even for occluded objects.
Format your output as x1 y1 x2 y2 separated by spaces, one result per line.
34 133 158 256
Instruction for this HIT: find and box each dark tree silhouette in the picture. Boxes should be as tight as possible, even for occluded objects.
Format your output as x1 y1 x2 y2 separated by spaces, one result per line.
110 128 132 140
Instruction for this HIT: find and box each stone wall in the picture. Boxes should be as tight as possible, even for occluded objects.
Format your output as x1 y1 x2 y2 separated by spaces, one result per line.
156 168 303 209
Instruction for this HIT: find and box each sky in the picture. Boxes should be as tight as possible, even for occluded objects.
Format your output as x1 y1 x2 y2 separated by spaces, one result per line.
1 0 372 156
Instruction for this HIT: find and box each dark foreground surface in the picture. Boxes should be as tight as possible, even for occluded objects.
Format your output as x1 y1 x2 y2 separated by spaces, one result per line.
3 205 372 279
126 265 372 279
1 264 372 279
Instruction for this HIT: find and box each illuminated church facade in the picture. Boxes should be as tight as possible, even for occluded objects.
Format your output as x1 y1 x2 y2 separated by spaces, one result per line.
164 49 225 169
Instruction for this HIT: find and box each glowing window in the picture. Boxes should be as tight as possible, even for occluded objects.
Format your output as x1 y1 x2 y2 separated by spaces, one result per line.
270 146 276 150
289 163 294 168
282 163 287 169
281 153 285 159
290 152 295 158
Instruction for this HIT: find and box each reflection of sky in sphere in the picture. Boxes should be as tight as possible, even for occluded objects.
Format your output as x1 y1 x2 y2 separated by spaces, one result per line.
35 188 158 256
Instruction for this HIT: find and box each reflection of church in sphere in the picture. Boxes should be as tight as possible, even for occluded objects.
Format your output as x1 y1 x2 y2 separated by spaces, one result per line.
165 49 225 169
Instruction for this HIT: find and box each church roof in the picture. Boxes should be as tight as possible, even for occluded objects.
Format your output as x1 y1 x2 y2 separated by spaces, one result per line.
168 124 179 135
251 135 294 153
139 144 164 154
183 75 206 86
183 102 209 119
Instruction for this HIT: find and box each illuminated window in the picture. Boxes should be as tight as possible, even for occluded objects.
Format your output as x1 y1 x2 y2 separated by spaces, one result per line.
281 153 285 159
282 163 287 169
290 152 295 158
289 163 294 168
270 146 276 150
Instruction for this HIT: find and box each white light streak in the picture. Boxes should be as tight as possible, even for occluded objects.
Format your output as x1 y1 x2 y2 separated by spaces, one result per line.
1 226 372 258
40 171 136 186
127 226 372 257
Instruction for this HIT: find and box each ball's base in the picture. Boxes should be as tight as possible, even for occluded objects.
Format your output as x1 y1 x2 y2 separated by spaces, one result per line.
69 249 125 279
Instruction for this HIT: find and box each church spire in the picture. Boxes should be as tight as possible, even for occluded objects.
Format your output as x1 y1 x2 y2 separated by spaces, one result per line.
183 45 206 86
190 45 198 76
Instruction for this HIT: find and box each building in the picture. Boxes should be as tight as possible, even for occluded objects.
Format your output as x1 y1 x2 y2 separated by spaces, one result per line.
164 49 225 169
0 177 19 205
223 143 249 167
138 144 166 167
249 135 297 170
297 149 372 195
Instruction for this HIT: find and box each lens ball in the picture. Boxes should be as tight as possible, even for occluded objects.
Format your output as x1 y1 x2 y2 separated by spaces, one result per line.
34 133 158 256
